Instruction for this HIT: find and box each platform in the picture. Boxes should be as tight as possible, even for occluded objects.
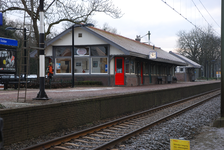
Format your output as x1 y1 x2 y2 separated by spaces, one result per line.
0 80 222 146
0 80 220 109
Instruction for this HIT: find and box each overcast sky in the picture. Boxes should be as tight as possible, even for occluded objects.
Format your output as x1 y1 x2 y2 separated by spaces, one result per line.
92 0 221 52
5 0 221 52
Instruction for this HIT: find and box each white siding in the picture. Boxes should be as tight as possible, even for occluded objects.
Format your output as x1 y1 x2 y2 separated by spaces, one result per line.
110 58 114 75
110 45 125 55
47 28 108 47
45 45 52 56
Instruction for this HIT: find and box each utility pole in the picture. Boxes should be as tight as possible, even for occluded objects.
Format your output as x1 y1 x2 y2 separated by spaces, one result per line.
33 0 49 100
72 25 74 88
221 0 224 118
24 28 27 79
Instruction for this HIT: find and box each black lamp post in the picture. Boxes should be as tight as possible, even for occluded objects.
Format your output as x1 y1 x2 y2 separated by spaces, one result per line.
5 27 27 78
70 23 94 88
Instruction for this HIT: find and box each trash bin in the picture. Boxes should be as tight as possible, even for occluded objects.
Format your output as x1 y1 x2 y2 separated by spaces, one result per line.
191 75 195 82
167 75 171 83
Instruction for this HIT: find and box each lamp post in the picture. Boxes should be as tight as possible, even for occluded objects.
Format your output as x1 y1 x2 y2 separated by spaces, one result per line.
70 23 94 88
5 27 27 78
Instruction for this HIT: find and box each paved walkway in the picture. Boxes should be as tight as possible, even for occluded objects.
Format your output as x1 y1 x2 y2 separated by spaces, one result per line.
0 80 220 108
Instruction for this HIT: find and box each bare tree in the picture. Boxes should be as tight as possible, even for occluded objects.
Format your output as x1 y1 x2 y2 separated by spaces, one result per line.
102 22 117 34
177 26 221 78
1 0 123 46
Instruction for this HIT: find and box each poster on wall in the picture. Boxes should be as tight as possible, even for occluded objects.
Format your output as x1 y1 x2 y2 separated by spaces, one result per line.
0 49 16 73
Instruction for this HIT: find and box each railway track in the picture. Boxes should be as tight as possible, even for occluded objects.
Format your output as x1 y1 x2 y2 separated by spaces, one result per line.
23 89 220 150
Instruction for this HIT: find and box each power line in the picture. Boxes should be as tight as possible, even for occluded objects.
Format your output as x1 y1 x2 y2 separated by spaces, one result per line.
198 0 221 28
161 0 201 31
191 0 210 26
160 0 220 35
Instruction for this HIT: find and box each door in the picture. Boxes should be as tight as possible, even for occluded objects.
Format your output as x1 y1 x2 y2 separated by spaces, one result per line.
115 57 124 85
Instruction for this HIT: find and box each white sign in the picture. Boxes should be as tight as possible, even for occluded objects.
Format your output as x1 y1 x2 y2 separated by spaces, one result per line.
149 51 157 59
77 48 87 56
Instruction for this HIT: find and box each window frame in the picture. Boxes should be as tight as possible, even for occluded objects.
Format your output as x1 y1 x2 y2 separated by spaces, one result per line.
53 45 109 75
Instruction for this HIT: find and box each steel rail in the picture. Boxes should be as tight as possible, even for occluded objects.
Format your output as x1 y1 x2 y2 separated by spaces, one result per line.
94 92 220 150
22 89 220 150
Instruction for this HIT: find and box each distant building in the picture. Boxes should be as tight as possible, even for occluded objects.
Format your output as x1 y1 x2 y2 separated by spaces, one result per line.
44 25 186 86
169 51 201 82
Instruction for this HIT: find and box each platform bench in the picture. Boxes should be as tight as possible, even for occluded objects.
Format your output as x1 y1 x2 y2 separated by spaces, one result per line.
157 77 163 84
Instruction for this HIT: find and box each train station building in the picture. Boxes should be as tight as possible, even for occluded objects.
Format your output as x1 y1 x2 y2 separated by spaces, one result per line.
45 24 186 86
169 51 201 82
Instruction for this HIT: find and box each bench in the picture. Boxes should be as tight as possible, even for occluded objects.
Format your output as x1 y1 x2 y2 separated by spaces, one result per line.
0 75 36 90
173 76 177 82
157 77 163 84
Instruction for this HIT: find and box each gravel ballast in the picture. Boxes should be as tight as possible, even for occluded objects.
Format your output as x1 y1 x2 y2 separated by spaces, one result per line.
114 96 222 150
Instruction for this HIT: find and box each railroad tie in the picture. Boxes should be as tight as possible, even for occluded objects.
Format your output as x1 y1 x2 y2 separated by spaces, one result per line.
91 134 104 137
83 136 111 141
97 131 123 136
65 143 94 148
74 139 104 144
53 146 73 150
110 127 123 130
103 129 117 133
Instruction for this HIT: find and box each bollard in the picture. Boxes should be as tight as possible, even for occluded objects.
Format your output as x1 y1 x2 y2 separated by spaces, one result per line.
0 118 3 150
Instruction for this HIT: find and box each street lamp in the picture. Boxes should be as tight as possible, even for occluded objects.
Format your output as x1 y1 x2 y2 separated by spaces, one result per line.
5 27 27 78
70 23 94 88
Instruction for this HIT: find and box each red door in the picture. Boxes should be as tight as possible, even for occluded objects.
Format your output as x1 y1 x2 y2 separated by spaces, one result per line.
115 57 124 85
141 62 143 84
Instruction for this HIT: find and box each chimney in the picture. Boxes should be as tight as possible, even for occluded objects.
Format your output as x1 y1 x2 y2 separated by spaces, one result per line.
148 31 151 44
135 35 141 42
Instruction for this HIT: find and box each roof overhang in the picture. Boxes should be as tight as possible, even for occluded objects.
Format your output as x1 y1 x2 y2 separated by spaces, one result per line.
169 51 201 68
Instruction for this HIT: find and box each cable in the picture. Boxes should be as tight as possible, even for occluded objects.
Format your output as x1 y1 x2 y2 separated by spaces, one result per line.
198 0 220 28
161 0 201 31
191 0 210 26
160 0 220 35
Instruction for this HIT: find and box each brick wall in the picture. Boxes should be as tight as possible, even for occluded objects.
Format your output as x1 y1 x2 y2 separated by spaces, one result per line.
0 82 220 145
126 75 138 86
175 73 185 81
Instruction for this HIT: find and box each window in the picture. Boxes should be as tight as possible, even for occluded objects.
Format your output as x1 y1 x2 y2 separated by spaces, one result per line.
130 59 135 74
78 33 82 38
125 59 129 73
55 46 72 74
56 58 71 73
55 47 71 57
144 63 149 75
117 59 123 73
92 58 107 73
91 46 107 56
180 67 184 72
54 45 108 75
74 57 89 73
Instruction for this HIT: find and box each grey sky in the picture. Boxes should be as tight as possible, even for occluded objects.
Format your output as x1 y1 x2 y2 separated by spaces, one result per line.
92 0 221 51
5 0 221 52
